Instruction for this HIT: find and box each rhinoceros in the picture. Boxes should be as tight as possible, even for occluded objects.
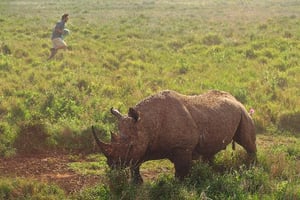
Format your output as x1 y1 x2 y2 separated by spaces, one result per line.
92 90 256 183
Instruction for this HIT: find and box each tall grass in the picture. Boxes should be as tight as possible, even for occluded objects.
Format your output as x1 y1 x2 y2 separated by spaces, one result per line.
75 141 300 199
0 5 299 200
0 178 66 200
0 135 299 199
0 0 299 156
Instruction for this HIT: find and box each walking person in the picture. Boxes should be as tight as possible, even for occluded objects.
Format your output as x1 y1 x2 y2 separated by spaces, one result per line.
48 13 69 60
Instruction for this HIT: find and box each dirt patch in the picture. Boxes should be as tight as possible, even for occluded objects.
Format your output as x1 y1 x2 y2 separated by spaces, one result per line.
0 153 103 194
0 152 173 195
1 135 275 195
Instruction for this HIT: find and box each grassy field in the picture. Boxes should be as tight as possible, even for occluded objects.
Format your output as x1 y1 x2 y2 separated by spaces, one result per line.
0 0 299 199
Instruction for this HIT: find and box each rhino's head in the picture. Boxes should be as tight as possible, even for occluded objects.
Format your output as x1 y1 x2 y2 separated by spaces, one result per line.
92 107 146 169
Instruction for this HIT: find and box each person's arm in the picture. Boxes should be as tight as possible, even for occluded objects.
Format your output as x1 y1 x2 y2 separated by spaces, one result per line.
54 23 64 35
55 27 64 34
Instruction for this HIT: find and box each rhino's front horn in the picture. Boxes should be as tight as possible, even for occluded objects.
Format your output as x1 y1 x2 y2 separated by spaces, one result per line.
92 126 112 157
111 107 123 120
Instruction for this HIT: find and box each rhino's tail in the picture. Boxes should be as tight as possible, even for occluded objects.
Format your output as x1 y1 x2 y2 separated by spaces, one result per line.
232 141 236 151
231 141 236 158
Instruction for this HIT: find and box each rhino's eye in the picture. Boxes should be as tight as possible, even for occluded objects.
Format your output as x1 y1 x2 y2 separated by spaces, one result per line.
120 134 129 141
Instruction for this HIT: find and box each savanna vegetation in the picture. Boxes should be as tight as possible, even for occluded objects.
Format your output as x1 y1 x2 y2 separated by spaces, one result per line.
0 0 299 199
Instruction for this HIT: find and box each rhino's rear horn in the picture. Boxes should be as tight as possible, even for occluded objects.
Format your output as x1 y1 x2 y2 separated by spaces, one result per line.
111 107 123 120
110 131 118 142
128 107 139 122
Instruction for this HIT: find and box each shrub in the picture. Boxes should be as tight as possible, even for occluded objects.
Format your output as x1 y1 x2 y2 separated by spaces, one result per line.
278 111 300 134
13 122 50 154
105 168 136 199
149 176 186 200
202 34 222 46
53 126 96 153
186 162 214 188
232 88 248 104
0 122 16 157
0 55 12 71
75 184 110 200
240 167 271 194
273 58 288 71
168 39 185 50
245 48 257 59
0 43 11 55
0 178 65 200
283 31 293 38
206 173 246 200
286 146 300 159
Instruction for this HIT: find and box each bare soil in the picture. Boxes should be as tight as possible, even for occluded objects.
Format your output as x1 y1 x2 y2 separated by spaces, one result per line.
0 153 102 194
0 152 165 195
0 136 279 195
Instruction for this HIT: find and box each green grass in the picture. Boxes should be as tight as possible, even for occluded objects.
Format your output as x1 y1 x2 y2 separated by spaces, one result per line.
73 135 300 199
0 0 299 199
0 135 299 199
68 154 107 175
0 0 299 155
0 178 66 200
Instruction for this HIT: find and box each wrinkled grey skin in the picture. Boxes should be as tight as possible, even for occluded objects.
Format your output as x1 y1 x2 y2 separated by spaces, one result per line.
92 90 256 183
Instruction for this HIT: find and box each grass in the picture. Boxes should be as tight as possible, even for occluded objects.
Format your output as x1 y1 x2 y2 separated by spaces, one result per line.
0 178 65 200
68 154 107 175
1 0 299 155
0 135 299 199
0 0 299 199
72 134 300 199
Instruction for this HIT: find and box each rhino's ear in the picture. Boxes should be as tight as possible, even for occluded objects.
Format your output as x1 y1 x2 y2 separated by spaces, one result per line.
128 107 139 122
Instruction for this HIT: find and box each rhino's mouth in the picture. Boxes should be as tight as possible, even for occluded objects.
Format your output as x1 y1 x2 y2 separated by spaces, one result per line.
108 158 134 169
108 143 136 169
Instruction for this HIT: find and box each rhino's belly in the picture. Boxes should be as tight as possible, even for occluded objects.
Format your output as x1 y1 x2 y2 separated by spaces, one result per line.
195 136 233 155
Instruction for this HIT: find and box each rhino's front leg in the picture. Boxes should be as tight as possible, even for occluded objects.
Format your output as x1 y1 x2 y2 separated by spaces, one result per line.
172 149 192 180
130 165 143 184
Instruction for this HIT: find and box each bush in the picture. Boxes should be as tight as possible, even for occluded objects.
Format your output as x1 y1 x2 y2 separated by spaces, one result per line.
185 162 214 188
278 111 300 134
0 178 65 200
0 122 16 157
53 126 96 153
75 184 110 200
0 43 11 55
149 176 187 200
240 167 271 194
206 173 246 200
105 168 137 200
13 122 50 154
245 48 257 59
202 34 222 46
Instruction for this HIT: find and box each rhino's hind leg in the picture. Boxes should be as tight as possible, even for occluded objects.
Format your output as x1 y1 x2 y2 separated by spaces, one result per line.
171 149 193 180
233 114 257 165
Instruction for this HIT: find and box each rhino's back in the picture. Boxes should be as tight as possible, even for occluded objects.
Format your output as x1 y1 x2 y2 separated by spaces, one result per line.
136 89 240 114
134 90 200 153
135 89 243 135
135 90 247 156
183 90 247 155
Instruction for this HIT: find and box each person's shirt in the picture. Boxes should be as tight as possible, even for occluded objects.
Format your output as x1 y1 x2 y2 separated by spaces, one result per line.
51 21 65 39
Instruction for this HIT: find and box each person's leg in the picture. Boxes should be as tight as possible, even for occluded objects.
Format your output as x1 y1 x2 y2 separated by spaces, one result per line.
48 48 57 60
57 38 67 50
48 38 67 60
